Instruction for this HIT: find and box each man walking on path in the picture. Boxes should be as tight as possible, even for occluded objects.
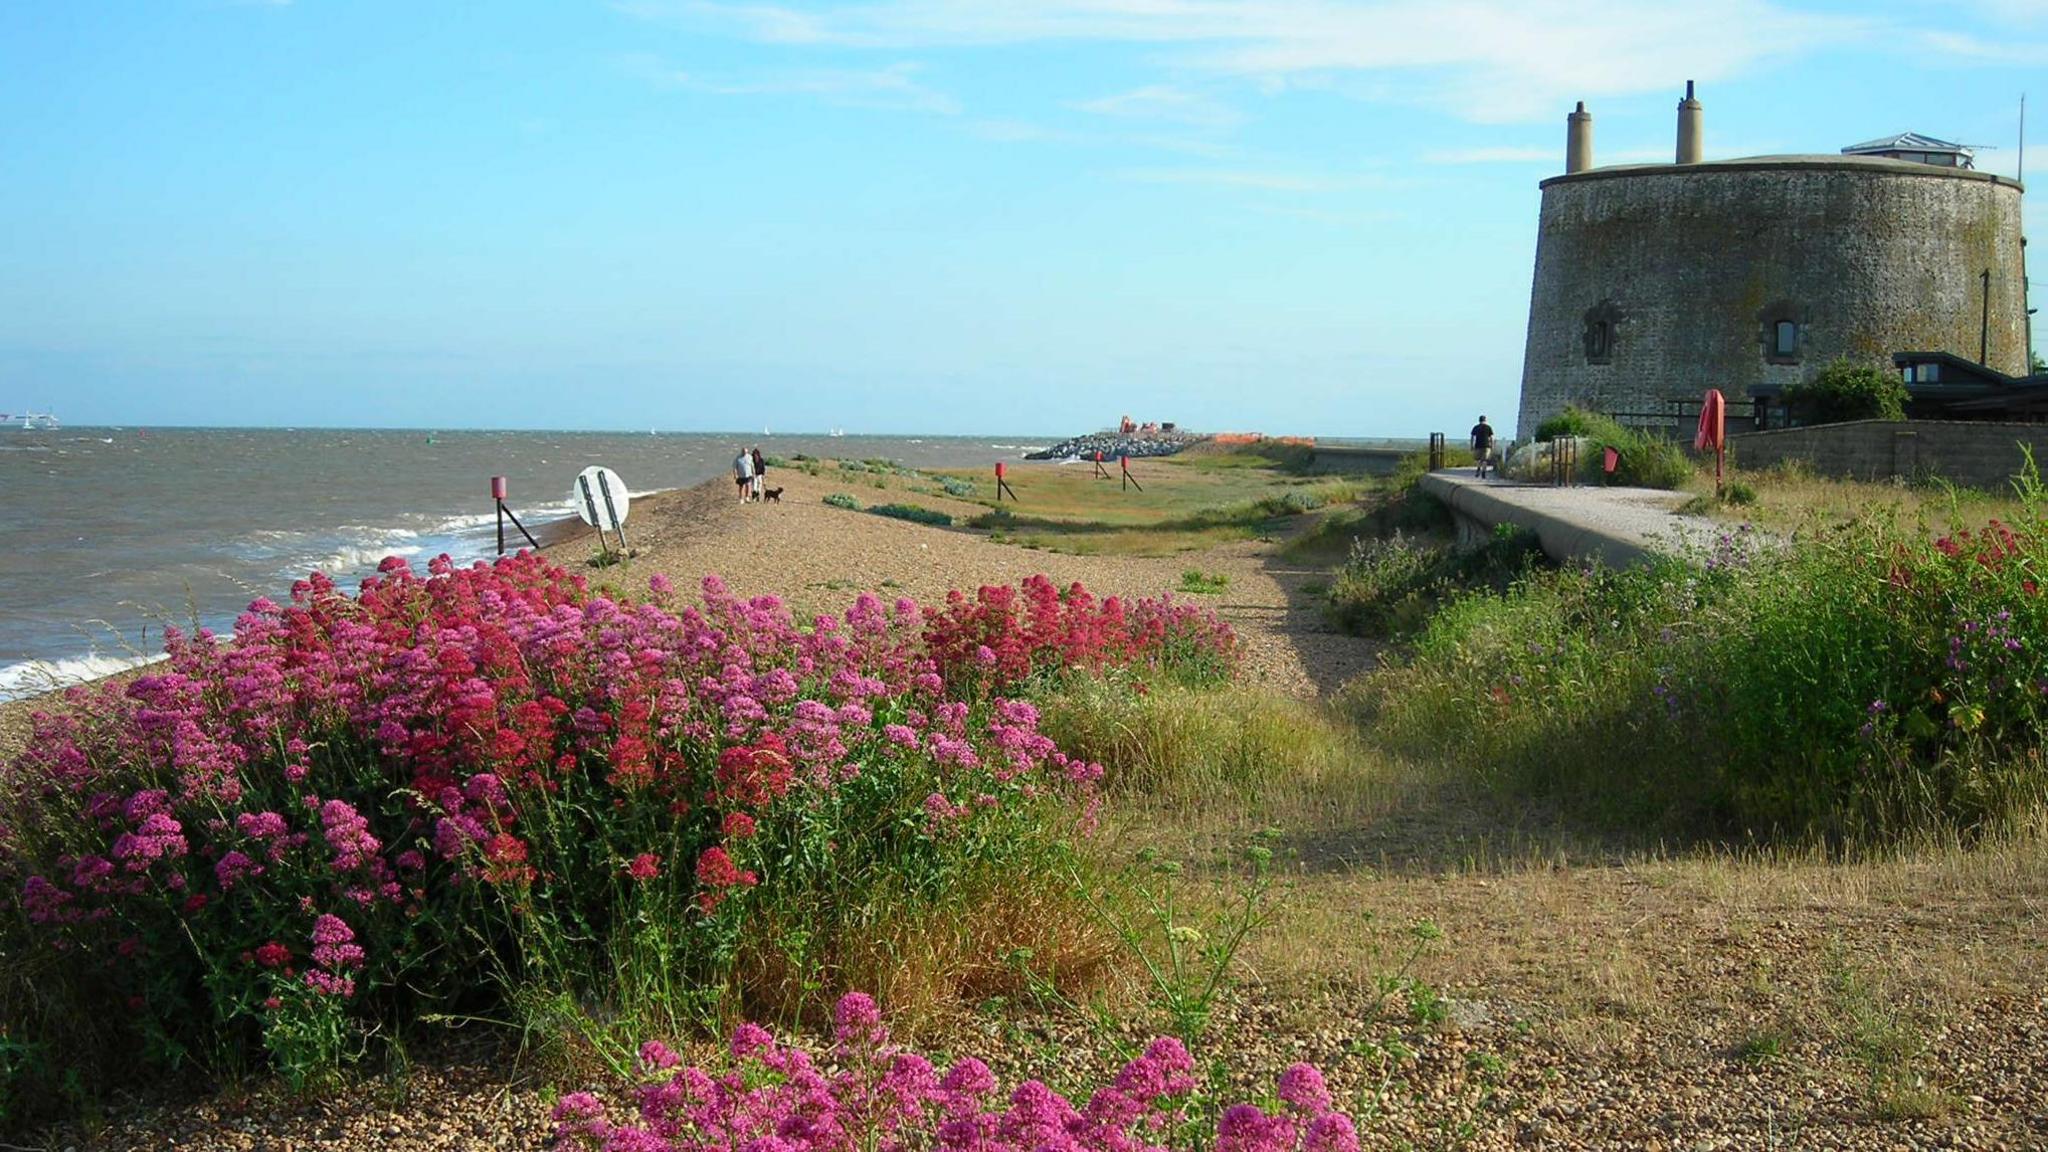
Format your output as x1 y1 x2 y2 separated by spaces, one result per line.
1470 416 1496 478
734 447 754 504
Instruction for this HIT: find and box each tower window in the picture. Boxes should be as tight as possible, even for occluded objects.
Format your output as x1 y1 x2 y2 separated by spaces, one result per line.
1773 320 1799 358
1582 300 1622 365
1758 301 1805 364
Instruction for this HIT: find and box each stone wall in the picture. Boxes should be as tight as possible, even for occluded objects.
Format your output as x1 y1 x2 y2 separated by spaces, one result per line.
1731 419 2048 490
1516 156 2028 439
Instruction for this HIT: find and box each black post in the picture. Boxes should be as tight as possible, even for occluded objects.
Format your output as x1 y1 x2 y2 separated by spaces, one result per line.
501 503 541 551
596 471 628 555
1981 268 1992 365
576 475 608 559
497 500 505 556
1428 432 1446 471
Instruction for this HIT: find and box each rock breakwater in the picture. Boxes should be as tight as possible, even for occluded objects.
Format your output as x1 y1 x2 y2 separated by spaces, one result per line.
1026 431 1205 461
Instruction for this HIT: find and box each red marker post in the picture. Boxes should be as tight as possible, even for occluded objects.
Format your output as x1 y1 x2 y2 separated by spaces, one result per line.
1695 388 1727 497
995 461 1019 503
492 475 541 555
1093 450 1112 480
1120 455 1143 493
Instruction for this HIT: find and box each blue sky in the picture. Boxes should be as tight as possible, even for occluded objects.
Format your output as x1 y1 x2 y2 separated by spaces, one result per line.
2 1 2041 437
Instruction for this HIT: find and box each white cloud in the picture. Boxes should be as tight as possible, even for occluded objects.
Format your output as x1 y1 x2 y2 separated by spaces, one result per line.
625 56 961 114
1422 146 1557 165
968 118 1080 143
626 0 1870 122
1112 166 1384 192
1071 84 1243 127
1919 29 2048 61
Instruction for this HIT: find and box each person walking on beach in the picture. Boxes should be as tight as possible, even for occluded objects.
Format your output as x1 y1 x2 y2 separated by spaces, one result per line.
734 446 754 504
750 447 766 502
1470 415 1496 479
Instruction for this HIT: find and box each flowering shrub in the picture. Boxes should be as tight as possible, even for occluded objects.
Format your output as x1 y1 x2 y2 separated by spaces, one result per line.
923 575 1237 697
1354 490 2048 840
0 556 1236 1092
551 992 1360 1152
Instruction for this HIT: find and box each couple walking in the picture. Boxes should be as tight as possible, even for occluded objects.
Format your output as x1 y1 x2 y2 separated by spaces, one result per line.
733 446 769 503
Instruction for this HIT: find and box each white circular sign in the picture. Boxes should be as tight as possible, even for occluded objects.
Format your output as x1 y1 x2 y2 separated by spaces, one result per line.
571 466 631 531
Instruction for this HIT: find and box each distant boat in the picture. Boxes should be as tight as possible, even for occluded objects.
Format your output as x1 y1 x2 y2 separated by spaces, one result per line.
0 412 58 431
829 428 845 438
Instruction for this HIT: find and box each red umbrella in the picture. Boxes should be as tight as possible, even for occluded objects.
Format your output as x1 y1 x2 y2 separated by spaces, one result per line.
1695 389 1727 494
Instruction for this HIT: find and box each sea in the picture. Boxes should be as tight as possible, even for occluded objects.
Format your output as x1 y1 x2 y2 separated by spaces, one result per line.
0 428 1048 701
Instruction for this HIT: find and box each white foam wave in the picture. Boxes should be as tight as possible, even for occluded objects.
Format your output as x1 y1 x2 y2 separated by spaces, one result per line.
425 511 500 533
306 543 424 575
0 652 169 703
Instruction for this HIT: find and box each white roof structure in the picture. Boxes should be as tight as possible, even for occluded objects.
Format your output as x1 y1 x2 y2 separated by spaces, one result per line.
1841 132 1975 168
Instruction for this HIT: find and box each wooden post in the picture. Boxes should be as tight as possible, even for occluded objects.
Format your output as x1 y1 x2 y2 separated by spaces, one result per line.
1121 455 1143 492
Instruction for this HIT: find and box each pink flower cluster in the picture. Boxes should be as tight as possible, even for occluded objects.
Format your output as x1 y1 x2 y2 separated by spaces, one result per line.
922 576 1239 696
552 993 1359 1152
1 555 1232 1068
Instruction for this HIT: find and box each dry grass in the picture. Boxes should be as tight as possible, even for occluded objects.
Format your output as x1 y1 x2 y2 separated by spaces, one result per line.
1037 664 2048 1134
1690 460 2028 535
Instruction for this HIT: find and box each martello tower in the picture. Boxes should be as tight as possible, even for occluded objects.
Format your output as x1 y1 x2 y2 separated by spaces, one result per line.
1515 84 2028 437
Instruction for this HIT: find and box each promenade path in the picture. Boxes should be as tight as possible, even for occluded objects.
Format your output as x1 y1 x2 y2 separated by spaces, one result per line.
1419 470 1730 568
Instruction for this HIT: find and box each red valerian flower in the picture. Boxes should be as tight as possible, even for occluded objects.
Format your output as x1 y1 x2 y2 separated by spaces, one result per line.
694 846 758 912
625 853 661 881
482 833 535 886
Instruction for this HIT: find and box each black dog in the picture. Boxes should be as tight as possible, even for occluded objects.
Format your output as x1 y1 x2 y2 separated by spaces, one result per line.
764 487 784 503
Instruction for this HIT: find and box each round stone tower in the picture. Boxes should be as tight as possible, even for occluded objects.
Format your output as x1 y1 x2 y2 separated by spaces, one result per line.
1515 92 2028 438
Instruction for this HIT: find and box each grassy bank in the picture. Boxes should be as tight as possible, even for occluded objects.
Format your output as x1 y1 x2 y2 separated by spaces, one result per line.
936 450 1371 556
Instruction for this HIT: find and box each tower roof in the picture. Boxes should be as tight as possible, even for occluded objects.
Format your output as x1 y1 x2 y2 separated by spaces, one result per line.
1842 132 1974 161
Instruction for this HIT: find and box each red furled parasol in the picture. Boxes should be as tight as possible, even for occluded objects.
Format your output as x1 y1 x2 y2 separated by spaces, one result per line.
1695 389 1727 494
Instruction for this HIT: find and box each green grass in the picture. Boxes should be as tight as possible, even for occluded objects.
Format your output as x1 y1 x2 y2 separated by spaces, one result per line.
1345 473 2048 842
1178 570 1230 595
1038 680 1384 805
869 503 953 527
1325 525 1543 639
937 457 1369 557
1525 407 1695 489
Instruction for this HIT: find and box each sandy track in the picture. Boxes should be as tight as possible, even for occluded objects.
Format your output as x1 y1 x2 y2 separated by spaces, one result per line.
548 466 1377 698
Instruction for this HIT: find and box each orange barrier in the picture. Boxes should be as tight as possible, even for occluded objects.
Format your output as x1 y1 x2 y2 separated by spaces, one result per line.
1209 433 1317 446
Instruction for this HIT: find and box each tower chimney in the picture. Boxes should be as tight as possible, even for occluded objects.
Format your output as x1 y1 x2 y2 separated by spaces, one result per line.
1567 101 1594 173
1675 80 1703 164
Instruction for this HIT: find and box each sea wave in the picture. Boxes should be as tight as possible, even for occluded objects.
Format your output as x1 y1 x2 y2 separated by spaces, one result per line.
305 542 425 575
0 652 169 703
